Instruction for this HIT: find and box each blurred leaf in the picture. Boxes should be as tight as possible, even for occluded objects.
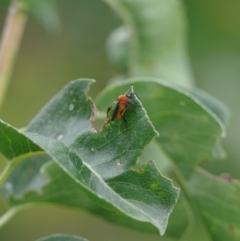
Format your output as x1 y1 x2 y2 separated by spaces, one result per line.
96 78 225 178
0 0 60 31
0 119 41 160
36 234 89 241
1 154 49 199
1 79 179 235
138 141 190 238
138 140 171 175
25 0 60 32
0 0 11 6
0 0 60 32
106 26 130 73
104 0 193 87
187 87 230 129
189 168 240 241
186 87 230 160
164 193 190 238
2 158 100 209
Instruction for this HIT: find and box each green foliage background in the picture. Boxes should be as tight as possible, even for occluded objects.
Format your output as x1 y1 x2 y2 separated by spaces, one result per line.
0 0 240 241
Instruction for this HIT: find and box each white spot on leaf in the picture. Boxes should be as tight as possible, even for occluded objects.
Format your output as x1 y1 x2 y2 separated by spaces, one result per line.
69 104 74 111
4 182 13 191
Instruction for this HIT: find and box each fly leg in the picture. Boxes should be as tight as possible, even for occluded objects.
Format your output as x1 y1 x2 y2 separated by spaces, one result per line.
120 109 127 129
106 106 112 119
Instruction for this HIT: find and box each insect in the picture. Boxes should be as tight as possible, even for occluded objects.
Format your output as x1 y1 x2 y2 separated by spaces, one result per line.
105 88 138 128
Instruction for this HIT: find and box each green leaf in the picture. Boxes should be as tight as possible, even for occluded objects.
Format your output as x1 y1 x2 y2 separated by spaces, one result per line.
36 234 89 241
0 119 41 160
138 140 171 176
1 154 50 199
23 0 60 32
3 159 157 233
189 168 240 241
184 87 230 160
95 78 225 178
104 0 193 87
106 26 130 73
1 79 179 235
187 87 230 129
164 193 189 238
138 141 190 238
26 79 95 146
0 0 60 32
0 0 11 6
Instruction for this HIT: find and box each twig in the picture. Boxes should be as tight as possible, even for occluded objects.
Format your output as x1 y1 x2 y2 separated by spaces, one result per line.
0 0 28 112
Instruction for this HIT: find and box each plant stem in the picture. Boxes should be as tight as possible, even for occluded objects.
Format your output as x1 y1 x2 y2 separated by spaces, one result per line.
0 204 34 228
0 0 28 112
0 207 19 228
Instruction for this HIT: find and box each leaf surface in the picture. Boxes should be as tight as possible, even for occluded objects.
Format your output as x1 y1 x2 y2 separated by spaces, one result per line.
0 119 41 160
105 0 193 87
96 79 225 178
1 79 179 235
26 79 95 146
189 168 240 241
3 159 158 233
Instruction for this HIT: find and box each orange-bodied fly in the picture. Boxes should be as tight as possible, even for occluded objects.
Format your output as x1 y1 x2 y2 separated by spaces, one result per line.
105 87 138 128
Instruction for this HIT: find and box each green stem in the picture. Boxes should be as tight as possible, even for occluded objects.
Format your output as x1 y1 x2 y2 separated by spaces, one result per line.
0 207 19 228
0 0 28 112
0 204 34 228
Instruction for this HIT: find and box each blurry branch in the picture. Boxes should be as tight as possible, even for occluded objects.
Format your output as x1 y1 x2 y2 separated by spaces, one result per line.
0 0 28 112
